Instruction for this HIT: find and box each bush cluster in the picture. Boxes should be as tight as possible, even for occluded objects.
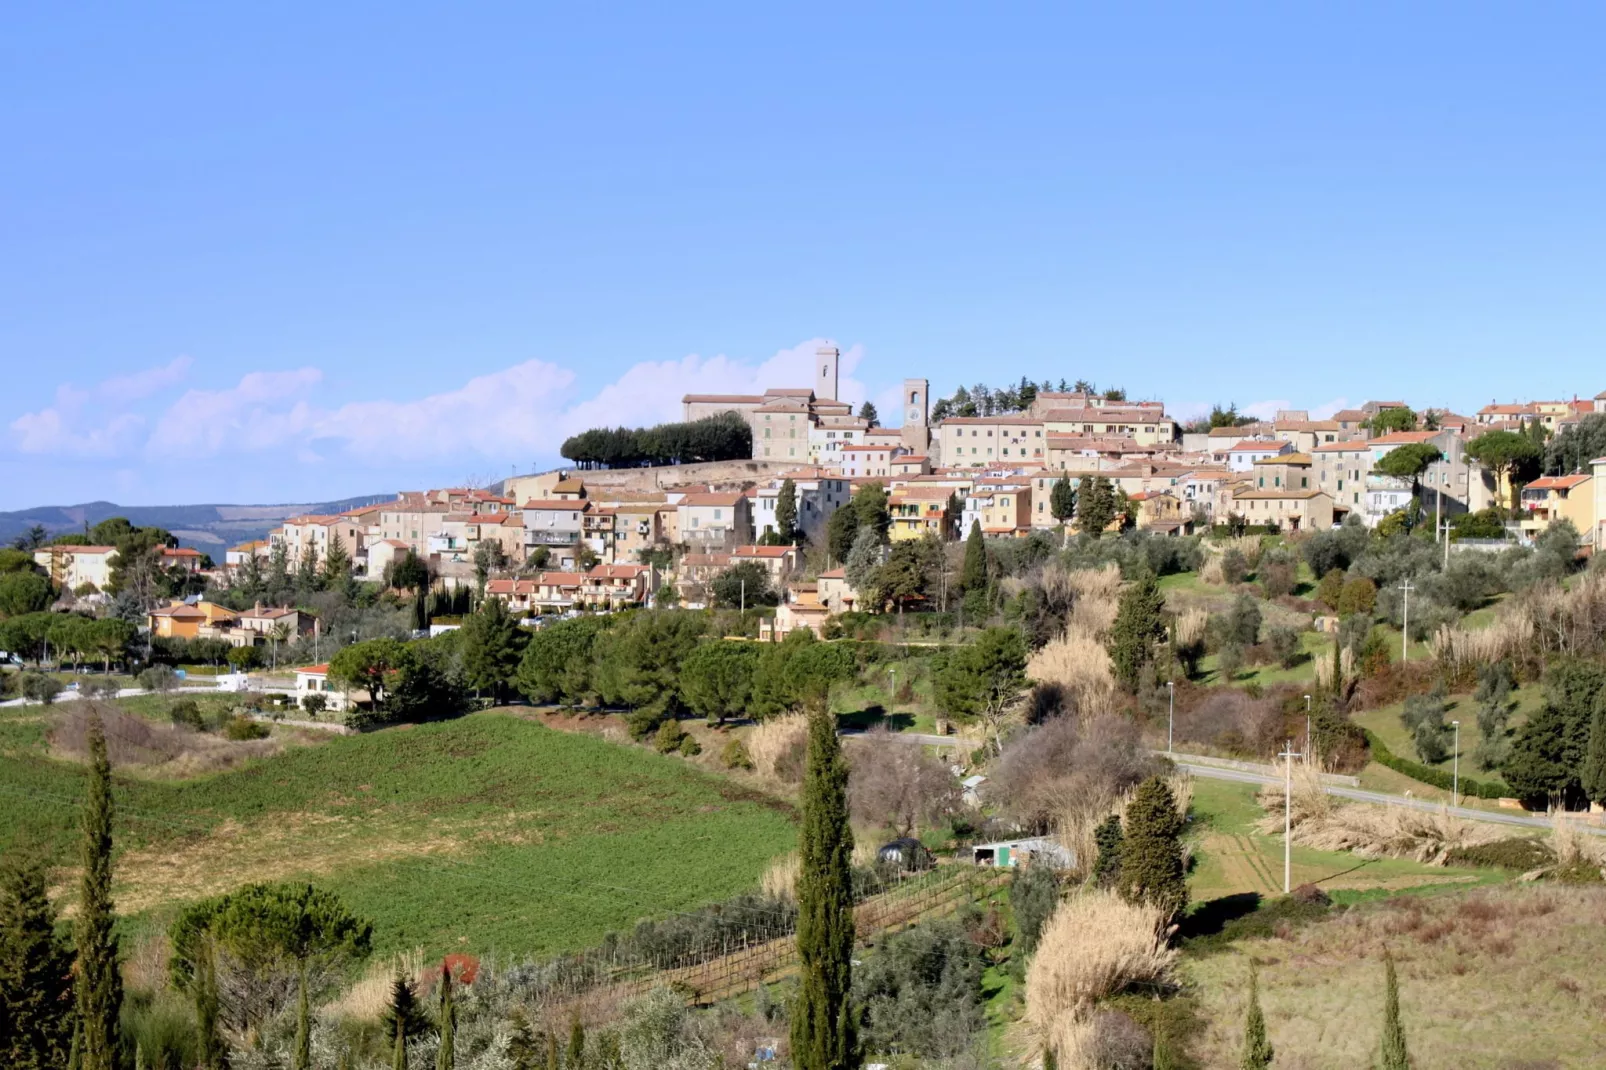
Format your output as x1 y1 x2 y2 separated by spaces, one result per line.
1362 729 1509 799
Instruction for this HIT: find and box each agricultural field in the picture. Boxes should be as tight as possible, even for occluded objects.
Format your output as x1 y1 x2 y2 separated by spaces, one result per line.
1183 883 1606 1068
0 702 796 959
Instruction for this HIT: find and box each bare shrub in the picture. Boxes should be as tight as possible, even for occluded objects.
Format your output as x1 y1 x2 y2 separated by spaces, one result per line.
1024 890 1177 1065
1027 625 1118 715
746 713 808 782
1199 554 1227 586
1081 1009 1153 1070
51 702 282 773
846 729 960 838
324 947 425 1022
986 715 1163 836
1173 689 1279 756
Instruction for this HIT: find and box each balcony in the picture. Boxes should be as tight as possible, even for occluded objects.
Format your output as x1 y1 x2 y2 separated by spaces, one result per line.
525 530 579 546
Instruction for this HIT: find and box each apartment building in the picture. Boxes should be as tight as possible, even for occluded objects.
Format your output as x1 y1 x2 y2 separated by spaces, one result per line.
935 416 1047 467
1519 474 1594 544
1039 404 1179 446
840 444 899 478
889 485 957 541
962 479 1033 536
33 545 117 591
750 475 850 545
677 492 753 547
1227 440 1292 472
1229 488 1337 531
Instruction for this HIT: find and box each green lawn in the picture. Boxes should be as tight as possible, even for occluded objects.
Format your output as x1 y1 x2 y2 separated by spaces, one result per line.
1196 630 1331 687
0 708 796 958
1351 684 1540 770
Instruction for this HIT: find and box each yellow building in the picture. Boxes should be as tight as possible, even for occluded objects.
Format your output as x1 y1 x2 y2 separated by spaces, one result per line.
889 486 955 541
1519 474 1592 543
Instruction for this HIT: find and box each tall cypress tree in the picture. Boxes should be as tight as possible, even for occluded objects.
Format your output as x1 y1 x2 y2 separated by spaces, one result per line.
506 1009 539 1070
1239 961 1273 1069
1091 814 1124 888
384 972 426 1070
0 853 76 1070
1108 569 1166 691
435 962 455 1070
776 479 799 543
790 705 859 1070
73 713 121 1070
292 963 312 1070
1581 698 1606 805
1116 776 1188 924
193 937 226 1070
565 1017 584 1070
1378 948 1410 1070
960 520 987 594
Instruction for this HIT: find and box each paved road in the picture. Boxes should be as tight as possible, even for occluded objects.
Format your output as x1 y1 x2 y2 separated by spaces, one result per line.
1171 760 1606 836
844 728 1601 836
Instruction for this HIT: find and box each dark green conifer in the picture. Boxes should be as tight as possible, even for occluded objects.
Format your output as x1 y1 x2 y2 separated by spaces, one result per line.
1240 960 1273 1069
1379 948 1410 1070
73 713 121 1070
1116 776 1188 924
0 852 76 1070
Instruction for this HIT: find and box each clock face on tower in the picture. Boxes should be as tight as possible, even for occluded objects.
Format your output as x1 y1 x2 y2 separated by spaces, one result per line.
909 408 919 421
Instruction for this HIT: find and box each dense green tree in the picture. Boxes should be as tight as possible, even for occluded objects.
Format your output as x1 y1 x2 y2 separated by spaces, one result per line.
516 616 612 705
1117 776 1187 923
1545 413 1606 476
853 483 891 545
0 571 52 617
0 853 75 1070
330 637 409 708
1049 475 1076 526
1367 406 1418 436
73 713 121 1070
679 641 758 724
1076 476 1116 538
933 627 1028 751
506 1009 541 1070
1375 443 1444 508
776 479 800 543
1108 570 1166 691
749 631 857 720
388 550 432 592
857 401 879 427
559 411 752 468
1583 701 1606 806
436 961 456 1070
1502 659 1605 807
826 504 860 565
459 598 528 702
1378 949 1409 1070
471 541 508 593
1240 961 1273 1070
710 561 777 609
844 528 885 604
1466 430 1543 513
791 705 859 1070
1091 814 1124 888
591 611 708 732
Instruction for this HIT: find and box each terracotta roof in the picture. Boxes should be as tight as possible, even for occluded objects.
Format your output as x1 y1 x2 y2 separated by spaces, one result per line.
1255 452 1312 465
678 492 744 507
240 606 299 620
1526 474 1591 491
819 567 847 579
589 563 649 578
1230 441 1287 453
161 547 204 557
229 540 268 552
1274 420 1339 431
1313 441 1370 453
537 571 587 586
680 553 732 567
150 604 205 618
732 545 795 558
523 499 591 511
298 663 330 675
550 479 585 492
1370 431 1439 446
765 387 816 398
1331 409 1369 421
486 579 540 595
891 485 956 501
841 444 891 452
939 416 1044 426
37 544 116 554
1232 488 1331 501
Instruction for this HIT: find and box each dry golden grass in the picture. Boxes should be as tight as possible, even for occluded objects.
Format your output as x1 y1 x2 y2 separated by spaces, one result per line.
1199 554 1227 586
1066 564 1121 636
1312 644 1356 692
1027 626 1118 714
747 713 808 781
1255 771 1501 864
324 947 425 1021
1025 890 1178 1066
1175 607 1208 649
1185 884 1606 1069
760 852 799 903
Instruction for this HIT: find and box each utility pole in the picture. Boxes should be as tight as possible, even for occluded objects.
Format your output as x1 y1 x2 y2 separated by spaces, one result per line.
1440 516 1452 570
1451 720 1461 805
740 578 745 615
1279 739 1302 894
1397 579 1415 662
1167 681 1175 755
1303 693 1312 757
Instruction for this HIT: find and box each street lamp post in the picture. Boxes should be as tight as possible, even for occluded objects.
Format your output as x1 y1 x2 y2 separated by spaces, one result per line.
1303 693 1312 757
1279 739 1303 894
1451 720 1461 804
1397 579 1415 662
1167 681 1175 755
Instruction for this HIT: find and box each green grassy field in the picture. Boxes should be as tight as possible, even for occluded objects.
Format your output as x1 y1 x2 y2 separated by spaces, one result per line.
1351 684 1541 769
1185 778 1499 904
0 707 796 959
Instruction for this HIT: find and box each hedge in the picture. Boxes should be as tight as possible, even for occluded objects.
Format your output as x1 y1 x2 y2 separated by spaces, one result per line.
1362 729 1511 800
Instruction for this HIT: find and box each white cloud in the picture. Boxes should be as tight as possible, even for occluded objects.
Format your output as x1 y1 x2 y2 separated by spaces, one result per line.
13 340 877 472
1240 399 1293 421
144 369 324 457
1309 396 1350 421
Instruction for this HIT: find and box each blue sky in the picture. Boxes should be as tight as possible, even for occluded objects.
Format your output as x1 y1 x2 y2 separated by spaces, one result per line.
3 3 1604 507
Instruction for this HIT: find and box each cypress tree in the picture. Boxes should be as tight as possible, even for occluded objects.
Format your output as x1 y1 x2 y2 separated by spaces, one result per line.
1091 814 1124 887
1378 948 1410 1070
194 939 226 1070
1108 570 1166 691
565 1017 584 1069
0 853 76 1070
1116 776 1188 924
790 704 859 1070
776 479 799 543
1581 698 1606 805
73 712 121 1070
292 962 312 1070
1239 961 1273 1069
1049 475 1076 525
436 961 456 1070
506 1009 539 1070
384 972 426 1070
960 520 987 593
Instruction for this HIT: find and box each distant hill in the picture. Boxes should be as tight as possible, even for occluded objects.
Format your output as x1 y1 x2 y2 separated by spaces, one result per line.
0 495 391 553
